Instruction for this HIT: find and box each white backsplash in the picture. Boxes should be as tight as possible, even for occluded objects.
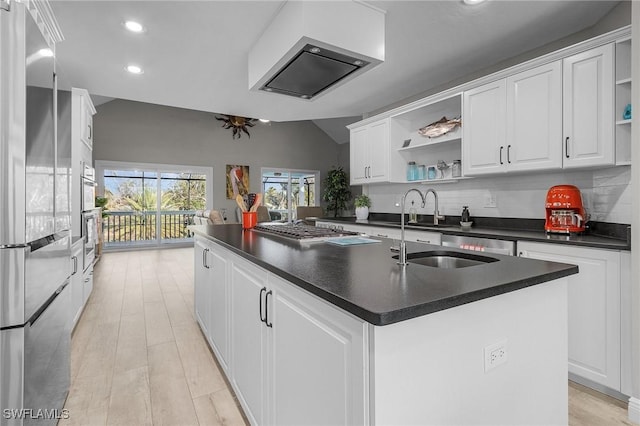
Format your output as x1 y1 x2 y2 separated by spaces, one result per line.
366 166 631 224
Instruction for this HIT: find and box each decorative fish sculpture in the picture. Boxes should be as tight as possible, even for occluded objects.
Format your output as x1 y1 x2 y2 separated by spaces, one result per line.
418 116 462 138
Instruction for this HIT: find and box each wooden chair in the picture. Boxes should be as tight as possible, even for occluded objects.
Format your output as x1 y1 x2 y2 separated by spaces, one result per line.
256 205 271 223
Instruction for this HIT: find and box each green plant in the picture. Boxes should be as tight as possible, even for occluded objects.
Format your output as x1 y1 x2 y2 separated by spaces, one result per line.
95 196 109 218
354 194 371 208
322 166 351 218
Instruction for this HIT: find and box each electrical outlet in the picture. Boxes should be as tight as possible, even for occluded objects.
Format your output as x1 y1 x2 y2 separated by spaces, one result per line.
484 339 508 372
484 193 497 208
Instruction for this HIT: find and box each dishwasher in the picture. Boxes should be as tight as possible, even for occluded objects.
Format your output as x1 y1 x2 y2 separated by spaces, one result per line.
441 234 516 256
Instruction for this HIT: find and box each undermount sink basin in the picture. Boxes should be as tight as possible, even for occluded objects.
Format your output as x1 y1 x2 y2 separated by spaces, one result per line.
394 250 498 269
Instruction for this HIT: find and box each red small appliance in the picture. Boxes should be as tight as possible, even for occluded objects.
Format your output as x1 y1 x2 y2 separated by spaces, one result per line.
544 185 587 234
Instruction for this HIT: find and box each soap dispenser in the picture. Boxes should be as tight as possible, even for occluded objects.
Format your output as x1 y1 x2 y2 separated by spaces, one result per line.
461 206 471 223
409 201 418 223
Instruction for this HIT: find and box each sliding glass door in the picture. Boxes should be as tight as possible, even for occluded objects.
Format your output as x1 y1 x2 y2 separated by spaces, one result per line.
96 161 212 249
261 168 319 222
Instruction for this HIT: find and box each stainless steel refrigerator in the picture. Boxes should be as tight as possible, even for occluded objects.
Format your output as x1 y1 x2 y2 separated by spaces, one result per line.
0 2 71 425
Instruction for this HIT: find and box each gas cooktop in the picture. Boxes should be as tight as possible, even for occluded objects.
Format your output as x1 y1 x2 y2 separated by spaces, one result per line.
253 223 359 243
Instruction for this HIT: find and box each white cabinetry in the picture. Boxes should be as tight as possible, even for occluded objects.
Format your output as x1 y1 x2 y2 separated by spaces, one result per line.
268 274 366 426
230 256 269 425
463 62 562 176
71 88 96 238
462 80 507 176
349 119 389 184
82 267 93 306
562 44 615 168
506 62 563 171
228 252 366 425
316 221 441 245
194 237 229 368
517 241 621 391
70 239 84 329
403 229 441 245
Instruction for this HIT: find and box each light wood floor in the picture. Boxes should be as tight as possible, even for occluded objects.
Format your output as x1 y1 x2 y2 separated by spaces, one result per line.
62 247 633 426
61 248 246 426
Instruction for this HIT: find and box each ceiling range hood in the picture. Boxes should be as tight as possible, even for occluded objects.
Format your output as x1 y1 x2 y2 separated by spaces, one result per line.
248 1 385 101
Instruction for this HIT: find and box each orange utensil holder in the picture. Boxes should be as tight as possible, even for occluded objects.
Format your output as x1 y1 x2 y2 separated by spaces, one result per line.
242 211 257 229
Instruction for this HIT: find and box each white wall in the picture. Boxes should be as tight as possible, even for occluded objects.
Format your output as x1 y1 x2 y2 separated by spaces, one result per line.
366 166 631 224
92 99 342 215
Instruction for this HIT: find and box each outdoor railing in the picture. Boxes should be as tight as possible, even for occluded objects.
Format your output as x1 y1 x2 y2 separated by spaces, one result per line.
103 210 196 245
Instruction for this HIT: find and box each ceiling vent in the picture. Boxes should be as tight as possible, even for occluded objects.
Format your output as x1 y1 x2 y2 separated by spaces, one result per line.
248 1 385 101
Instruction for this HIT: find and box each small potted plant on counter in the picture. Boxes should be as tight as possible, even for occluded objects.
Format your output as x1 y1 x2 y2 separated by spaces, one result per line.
354 194 371 221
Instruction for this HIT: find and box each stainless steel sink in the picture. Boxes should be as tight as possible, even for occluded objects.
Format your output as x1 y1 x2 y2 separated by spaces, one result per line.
393 250 498 269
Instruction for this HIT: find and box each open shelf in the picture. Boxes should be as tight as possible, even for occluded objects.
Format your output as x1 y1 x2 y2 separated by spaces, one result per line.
616 119 632 125
397 127 462 151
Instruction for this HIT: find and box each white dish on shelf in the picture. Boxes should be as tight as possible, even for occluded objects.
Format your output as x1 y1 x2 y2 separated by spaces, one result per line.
460 221 473 229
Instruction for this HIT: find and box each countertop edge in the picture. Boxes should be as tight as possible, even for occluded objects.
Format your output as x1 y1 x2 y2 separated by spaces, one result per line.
192 226 579 326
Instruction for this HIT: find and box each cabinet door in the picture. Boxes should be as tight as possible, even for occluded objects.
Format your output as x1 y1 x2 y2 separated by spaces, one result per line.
82 268 93 305
506 62 562 172
563 44 614 168
350 127 369 184
230 259 268 426
403 230 441 245
194 239 210 335
368 120 389 182
268 275 367 426
518 242 620 390
82 106 93 148
70 245 83 328
463 80 507 176
368 225 400 240
208 245 229 368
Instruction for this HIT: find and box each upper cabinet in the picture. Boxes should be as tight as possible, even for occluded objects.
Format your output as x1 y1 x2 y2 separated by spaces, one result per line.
349 119 389 184
562 44 615 168
462 80 507 176
463 61 562 176
348 28 630 185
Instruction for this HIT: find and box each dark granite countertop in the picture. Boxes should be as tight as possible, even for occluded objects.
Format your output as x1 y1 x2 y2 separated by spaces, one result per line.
317 215 631 251
191 224 578 326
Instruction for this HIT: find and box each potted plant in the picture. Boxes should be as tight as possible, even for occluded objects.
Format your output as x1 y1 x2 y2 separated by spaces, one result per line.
322 166 351 218
354 194 371 220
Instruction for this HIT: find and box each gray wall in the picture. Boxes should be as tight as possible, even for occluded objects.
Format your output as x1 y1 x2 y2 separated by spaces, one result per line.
367 1 631 117
93 99 341 215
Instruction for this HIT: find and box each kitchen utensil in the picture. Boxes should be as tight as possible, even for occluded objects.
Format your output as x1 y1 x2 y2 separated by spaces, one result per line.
250 193 262 212
242 211 257 229
236 194 248 212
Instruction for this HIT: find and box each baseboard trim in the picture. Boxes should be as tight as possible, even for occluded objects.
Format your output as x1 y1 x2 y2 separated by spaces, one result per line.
628 397 640 424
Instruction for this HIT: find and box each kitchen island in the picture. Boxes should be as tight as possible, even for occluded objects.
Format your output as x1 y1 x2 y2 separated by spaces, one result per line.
191 224 577 425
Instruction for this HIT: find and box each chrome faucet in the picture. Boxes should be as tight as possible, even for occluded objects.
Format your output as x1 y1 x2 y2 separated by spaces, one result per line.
398 188 444 266
425 188 444 226
399 188 426 266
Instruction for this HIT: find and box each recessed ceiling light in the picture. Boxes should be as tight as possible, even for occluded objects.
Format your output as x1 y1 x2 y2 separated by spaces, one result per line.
310 47 321 54
124 20 145 33
126 65 144 74
259 119 270 123
463 0 487 4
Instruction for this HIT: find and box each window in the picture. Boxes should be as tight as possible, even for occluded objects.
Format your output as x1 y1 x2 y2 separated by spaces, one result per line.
261 168 319 222
96 161 212 248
